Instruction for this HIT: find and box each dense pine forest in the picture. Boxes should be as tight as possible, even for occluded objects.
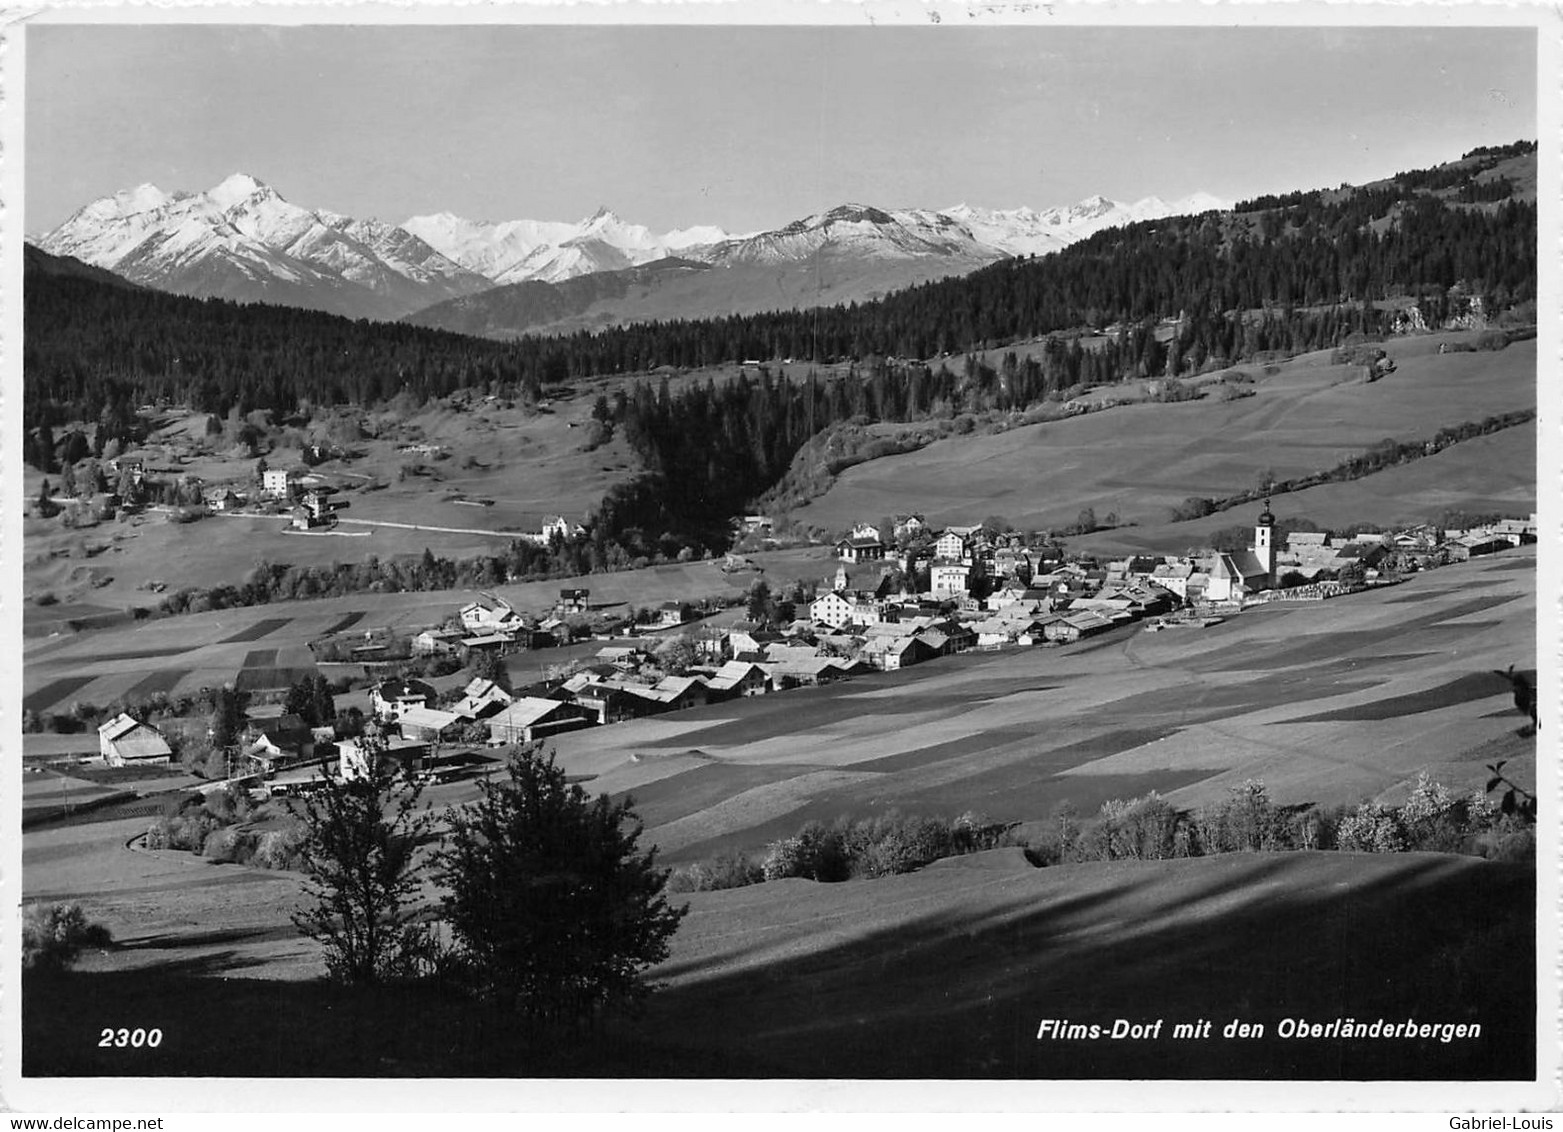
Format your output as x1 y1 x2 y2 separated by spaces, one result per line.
25 143 1539 558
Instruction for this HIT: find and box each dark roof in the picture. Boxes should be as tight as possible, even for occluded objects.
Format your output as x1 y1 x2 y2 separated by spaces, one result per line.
375 677 435 700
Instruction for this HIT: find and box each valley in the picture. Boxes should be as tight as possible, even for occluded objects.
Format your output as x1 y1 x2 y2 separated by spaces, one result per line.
18 133 1544 1089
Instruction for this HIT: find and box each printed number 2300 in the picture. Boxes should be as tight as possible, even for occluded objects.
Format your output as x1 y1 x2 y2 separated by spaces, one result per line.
99 1028 162 1048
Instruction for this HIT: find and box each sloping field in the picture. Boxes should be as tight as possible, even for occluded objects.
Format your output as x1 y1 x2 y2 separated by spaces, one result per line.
23 842 1533 1080
795 335 1534 537
20 552 1538 1081
546 548 1535 863
640 849 1533 1079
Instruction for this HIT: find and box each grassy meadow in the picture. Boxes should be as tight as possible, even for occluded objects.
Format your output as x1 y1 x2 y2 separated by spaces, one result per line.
794 332 1534 540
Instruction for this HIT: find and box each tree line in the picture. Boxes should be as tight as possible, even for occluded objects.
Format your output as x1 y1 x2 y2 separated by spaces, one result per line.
26 146 1536 429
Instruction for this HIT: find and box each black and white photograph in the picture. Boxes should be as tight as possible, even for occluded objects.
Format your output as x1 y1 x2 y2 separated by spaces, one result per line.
5 4 1556 1113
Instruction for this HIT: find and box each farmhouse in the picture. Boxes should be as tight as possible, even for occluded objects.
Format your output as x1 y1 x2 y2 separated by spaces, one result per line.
649 675 712 710
656 601 687 628
705 661 771 697
1044 610 1115 643
486 697 597 745
460 598 524 634
558 588 591 614
204 487 243 511
861 635 935 671
97 713 173 767
413 628 463 656
458 632 515 659
397 705 466 742
452 677 514 720
337 737 429 781
370 677 436 721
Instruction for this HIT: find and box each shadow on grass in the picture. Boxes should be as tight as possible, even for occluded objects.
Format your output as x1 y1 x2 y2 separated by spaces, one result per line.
23 852 1534 1081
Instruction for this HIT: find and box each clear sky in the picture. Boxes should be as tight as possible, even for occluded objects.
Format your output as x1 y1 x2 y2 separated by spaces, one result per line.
25 23 1537 235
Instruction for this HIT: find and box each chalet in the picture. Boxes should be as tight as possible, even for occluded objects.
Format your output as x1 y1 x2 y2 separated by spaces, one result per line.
241 712 311 756
1335 542 1388 569
458 632 515 659
338 737 429 781
594 643 640 665
1091 582 1177 618
108 455 147 485
705 661 771 698
397 705 467 743
727 626 784 655
1447 533 1509 560
656 602 687 628
486 697 597 745
649 675 711 710
861 635 935 671
97 714 172 767
460 598 524 634
920 622 976 655
558 588 591 614
537 616 573 645
413 628 463 656
370 677 436 722
973 617 1018 649
1493 517 1538 544
836 537 887 564
1148 562 1196 600
204 487 243 512
762 655 848 687
540 515 577 543
1044 610 1114 643
452 677 514 720
572 683 671 725
736 515 774 535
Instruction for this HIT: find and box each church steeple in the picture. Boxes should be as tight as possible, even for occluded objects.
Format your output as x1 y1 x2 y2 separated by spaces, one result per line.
1254 495 1276 579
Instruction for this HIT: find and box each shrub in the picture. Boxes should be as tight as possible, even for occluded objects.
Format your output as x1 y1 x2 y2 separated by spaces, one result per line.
22 903 113 972
201 825 259 863
1336 802 1406 853
253 825 310 870
667 849 764 893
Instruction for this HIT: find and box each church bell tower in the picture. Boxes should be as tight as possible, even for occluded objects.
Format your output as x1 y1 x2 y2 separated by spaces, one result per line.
1254 496 1276 581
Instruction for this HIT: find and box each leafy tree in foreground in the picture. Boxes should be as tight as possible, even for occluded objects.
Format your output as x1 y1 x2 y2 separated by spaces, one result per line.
435 746 685 1026
292 734 431 985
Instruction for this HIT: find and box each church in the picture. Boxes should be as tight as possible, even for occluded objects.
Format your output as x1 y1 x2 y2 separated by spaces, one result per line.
1203 500 1276 602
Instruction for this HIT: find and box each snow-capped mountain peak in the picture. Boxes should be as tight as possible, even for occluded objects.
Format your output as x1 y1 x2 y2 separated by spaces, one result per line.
206 172 275 210
39 177 1231 319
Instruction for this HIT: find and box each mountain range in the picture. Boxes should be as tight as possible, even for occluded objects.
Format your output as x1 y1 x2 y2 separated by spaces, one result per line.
34 174 1228 325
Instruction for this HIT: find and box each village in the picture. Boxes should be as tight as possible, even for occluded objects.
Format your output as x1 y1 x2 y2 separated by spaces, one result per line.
87 499 1539 798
